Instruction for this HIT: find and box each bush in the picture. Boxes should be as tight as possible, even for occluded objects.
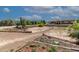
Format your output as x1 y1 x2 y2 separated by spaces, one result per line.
37 24 44 27
71 20 79 30
69 31 79 39
29 44 37 47
48 47 57 52
53 41 59 45
31 48 36 52
72 23 79 30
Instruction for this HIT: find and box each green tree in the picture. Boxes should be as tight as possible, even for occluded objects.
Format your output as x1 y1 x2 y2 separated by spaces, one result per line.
0 19 15 26
16 20 20 28
20 17 26 29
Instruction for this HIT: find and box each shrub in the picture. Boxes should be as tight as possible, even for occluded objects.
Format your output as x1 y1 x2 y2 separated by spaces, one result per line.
29 44 37 47
42 46 46 49
53 41 59 45
48 47 57 52
72 23 79 30
69 20 79 30
37 24 44 27
69 31 79 45
31 48 36 52
69 31 79 39
10 49 14 52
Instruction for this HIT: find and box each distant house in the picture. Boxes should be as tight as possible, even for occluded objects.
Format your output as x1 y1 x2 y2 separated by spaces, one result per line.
48 20 75 27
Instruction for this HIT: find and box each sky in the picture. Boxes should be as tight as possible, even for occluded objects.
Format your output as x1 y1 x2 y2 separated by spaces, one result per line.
0 6 79 21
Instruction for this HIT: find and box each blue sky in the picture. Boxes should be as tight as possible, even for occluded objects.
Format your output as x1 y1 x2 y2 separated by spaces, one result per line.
0 6 79 21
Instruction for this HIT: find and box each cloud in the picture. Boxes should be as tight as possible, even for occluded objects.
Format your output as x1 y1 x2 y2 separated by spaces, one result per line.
67 6 79 12
51 16 61 20
23 6 79 19
32 15 42 20
24 8 29 11
49 7 79 17
21 15 42 20
49 7 65 15
3 8 10 13
24 6 54 13
31 6 54 10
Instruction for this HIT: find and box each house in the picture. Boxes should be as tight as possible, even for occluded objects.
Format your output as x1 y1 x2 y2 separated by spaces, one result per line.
48 20 75 27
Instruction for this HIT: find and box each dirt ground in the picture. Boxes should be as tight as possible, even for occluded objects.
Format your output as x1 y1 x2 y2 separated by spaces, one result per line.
0 26 50 51
0 32 42 51
0 26 76 52
45 27 76 42
26 26 50 33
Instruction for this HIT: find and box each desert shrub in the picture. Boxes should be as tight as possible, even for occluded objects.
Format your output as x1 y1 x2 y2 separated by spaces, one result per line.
29 44 37 47
72 23 79 30
31 48 36 52
10 49 14 52
69 31 79 45
68 20 79 37
69 21 79 44
69 31 79 39
48 47 57 52
37 24 44 27
68 20 79 30
53 41 59 45
42 46 46 49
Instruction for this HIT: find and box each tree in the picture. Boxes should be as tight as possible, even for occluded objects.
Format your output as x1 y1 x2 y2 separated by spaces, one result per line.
16 20 20 28
20 17 26 29
42 20 46 24
0 19 15 26
20 17 27 32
